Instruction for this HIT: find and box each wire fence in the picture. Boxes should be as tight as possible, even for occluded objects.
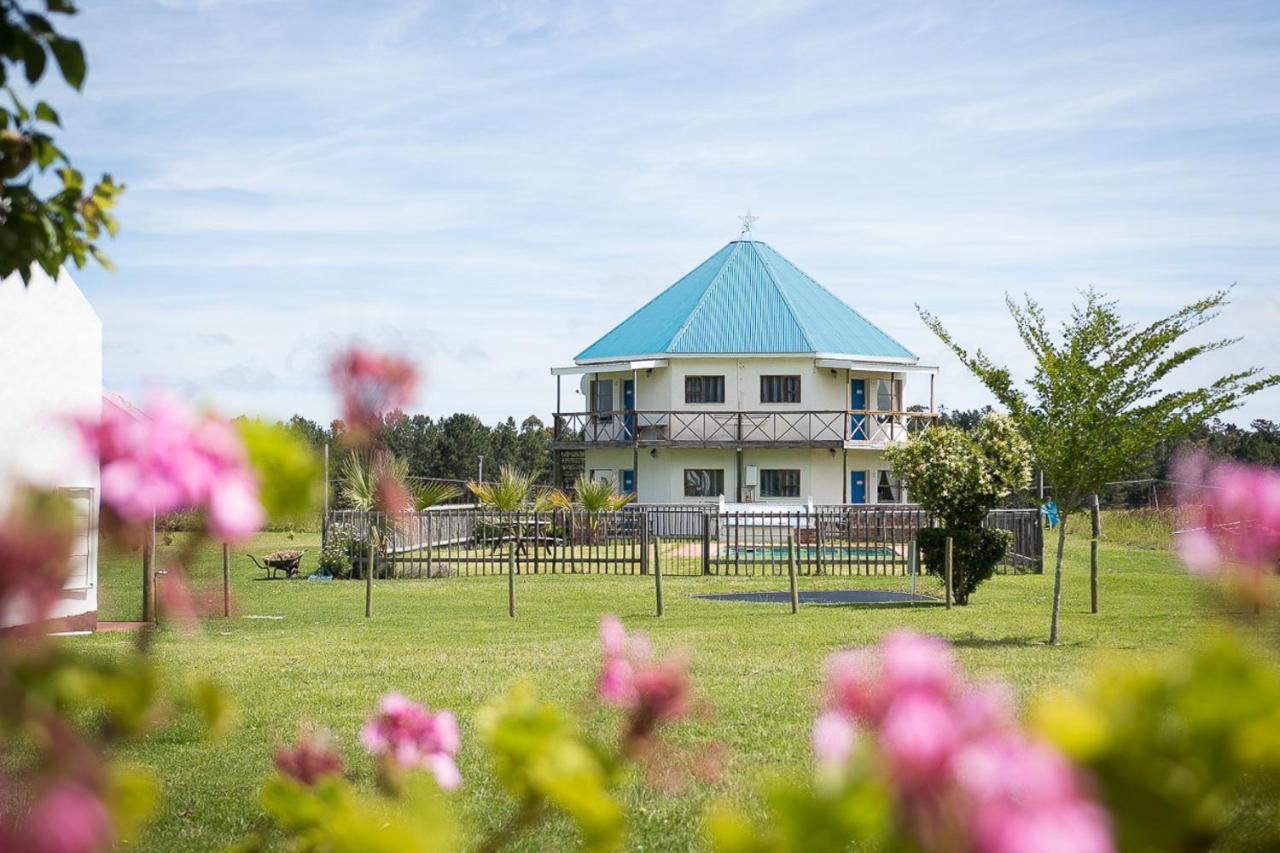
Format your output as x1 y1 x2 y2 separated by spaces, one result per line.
325 504 1044 579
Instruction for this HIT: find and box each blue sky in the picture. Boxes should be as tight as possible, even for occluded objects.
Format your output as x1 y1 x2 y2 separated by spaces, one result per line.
51 0 1280 426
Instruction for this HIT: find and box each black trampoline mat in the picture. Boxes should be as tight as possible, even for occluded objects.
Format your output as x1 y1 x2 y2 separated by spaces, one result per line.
693 589 940 605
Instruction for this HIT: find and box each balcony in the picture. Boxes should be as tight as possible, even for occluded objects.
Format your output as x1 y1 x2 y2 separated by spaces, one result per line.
552 409 936 449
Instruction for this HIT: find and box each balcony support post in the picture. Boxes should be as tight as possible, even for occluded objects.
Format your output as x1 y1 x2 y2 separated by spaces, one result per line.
842 447 848 503
632 368 639 499
553 375 562 488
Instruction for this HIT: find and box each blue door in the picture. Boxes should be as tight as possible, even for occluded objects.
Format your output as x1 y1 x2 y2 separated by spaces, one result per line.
621 469 635 495
850 471 867 504
849 379 867 439
622 379 635 440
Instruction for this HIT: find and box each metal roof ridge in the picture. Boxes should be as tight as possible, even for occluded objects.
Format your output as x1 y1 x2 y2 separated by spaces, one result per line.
665 240 743 352
755 242 916 358
747 240 818 352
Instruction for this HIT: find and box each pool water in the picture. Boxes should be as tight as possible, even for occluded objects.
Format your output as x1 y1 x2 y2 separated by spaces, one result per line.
727 546 897 559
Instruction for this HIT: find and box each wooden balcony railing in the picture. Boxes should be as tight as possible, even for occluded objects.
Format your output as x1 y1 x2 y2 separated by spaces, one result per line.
552 410 936 448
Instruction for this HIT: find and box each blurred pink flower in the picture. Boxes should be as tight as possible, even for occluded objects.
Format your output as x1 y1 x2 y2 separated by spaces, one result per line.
329 348 418 445
816 632 1112 853
274 727 345 786
77 393 264 540
21 782 112 853
0 497 74 627
811 710 857 767
1174 451 1280 604
360 693 460 790
597 615 692 746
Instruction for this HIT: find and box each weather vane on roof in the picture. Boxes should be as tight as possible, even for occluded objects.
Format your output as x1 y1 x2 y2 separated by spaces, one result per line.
739 210 759 237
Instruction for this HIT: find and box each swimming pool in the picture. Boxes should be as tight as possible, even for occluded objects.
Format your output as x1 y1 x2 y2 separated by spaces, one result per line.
727 545 897 560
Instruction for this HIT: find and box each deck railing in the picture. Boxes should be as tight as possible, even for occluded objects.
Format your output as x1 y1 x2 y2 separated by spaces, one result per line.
552 409 936 447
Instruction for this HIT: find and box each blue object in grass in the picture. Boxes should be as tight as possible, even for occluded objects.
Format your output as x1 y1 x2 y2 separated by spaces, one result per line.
1041 498 1060 528
307 567 333 581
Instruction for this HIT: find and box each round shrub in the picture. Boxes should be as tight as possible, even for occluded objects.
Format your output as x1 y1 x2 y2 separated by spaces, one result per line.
318 539 353 579
916 527 1012 605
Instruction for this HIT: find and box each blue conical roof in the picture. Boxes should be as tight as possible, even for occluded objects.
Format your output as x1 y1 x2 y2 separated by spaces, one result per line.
576 240 916 361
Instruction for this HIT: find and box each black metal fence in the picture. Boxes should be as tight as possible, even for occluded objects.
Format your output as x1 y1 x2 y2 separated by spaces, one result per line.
325 504 1044 579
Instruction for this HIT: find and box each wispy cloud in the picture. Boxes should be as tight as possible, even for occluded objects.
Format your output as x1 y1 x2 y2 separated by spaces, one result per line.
59 0 1280 425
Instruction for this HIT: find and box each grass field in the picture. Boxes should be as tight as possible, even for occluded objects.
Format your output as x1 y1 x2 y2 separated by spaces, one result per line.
83 520 1207 850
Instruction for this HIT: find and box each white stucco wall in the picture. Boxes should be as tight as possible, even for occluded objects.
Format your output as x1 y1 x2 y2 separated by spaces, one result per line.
584 446 903 506
0 267 102 627
579 356 917 414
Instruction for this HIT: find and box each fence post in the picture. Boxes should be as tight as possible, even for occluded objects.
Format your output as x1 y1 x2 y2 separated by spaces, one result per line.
142 513 156 623
787 528 799 614
1090 493 1100 614
652 524 664 617
222 542 230 617
944 536 953 610
640 519 649 576
814 510 824 576
507 539 516 618
701 512 711 576
365 535 374 619
908 537 917 604
425 512 433 578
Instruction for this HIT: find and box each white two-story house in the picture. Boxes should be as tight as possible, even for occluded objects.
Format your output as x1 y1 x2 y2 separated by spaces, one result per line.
550 236 937 505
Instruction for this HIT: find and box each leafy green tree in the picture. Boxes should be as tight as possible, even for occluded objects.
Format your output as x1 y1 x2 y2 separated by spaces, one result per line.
921 288 1279 643
1 0 123 281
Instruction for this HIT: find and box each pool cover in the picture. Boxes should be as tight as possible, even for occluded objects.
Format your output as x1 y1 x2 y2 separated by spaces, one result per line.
693 589 939 605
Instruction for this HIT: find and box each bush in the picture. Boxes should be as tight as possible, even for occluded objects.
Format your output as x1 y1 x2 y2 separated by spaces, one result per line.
317 540 353 579
326 524 371 578
917 527 1011 605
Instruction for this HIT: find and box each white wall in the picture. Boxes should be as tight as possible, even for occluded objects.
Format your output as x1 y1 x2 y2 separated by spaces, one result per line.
0 267 102 628
577 356 917 413
584 446 904 506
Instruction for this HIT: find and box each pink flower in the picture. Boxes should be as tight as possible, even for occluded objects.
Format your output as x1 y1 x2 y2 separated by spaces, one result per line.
596 615 692 746
275 727 345 786
878 693 959 790
329 347 418 445
21 782 112 853
814 632 1114 853
360 693 460 790
812 710 858 767
77 394 264 540
1174 451 1280 606
0 495 74 627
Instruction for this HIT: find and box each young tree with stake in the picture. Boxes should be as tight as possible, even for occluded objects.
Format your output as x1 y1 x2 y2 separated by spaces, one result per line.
920 288 1278 645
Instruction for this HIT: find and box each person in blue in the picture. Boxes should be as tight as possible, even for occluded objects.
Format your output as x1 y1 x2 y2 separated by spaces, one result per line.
1041 497 1060 528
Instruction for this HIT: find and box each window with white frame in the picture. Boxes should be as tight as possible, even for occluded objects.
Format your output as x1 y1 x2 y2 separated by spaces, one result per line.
760 469 801 498
589 469 616 485
684 469 725 497
590 379 614 412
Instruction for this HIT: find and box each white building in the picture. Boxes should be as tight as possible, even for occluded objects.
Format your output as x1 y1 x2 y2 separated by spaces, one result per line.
551 237 937 505
0 267 102 631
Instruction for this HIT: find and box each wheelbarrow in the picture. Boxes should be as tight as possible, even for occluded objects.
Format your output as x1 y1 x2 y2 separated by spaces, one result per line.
247 549 306 579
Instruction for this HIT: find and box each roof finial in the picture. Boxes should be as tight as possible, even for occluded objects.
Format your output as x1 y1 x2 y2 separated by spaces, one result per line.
738 209 759 239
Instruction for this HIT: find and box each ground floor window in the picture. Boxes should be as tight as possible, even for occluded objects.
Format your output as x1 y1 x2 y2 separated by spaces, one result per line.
589 469 615 485
684 468 725 497
760 469 800 498
877 470 901 503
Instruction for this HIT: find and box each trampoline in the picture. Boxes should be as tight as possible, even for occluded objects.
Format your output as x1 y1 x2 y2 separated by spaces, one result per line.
693 589 939 605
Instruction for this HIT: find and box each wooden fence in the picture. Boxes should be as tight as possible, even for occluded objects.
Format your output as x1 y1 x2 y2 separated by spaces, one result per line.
325 504 1044 579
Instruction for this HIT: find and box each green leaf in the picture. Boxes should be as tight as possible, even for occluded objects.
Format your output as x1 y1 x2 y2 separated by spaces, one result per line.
34 101 59 125
49 36 85 89
21 35 47 84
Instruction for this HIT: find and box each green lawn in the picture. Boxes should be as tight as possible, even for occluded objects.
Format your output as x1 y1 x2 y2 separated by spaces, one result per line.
83 525 1205 850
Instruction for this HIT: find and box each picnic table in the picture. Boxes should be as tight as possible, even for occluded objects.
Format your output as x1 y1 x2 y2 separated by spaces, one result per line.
247 549 306 579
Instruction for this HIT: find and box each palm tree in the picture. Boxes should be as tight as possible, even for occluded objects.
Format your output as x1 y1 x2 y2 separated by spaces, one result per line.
467 465 534 511
566 473 634 544
411 479 461 510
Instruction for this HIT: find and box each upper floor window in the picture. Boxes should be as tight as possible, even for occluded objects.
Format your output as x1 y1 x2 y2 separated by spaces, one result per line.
590 379 614 412
684 375 725 404
760 469 800 498
684 468 725 497
760 375 801 404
